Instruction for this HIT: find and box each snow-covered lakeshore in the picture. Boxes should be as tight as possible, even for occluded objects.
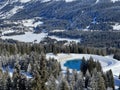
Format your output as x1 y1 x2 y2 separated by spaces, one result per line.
46 53 120 89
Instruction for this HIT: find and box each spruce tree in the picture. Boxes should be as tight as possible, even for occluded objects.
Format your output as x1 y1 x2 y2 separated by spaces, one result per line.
66 68 70 83
32 71 42 90
106 70 115 90
59 78 70 90
97 72 106 90
46 75 57 90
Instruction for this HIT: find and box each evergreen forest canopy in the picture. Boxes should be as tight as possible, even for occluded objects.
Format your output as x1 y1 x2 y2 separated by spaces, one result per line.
0 40 117 90
0 51 115 90
0 0 120 89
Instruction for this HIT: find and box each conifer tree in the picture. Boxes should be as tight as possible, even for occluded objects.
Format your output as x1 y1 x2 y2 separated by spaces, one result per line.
66 68 70 83
97 72 106 90
46 75 57 90
59 78 70 90
32 71 42 90
81 57 87 75
106 70 115 90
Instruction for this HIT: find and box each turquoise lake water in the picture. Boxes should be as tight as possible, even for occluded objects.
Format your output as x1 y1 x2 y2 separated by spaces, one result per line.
64 59 82 71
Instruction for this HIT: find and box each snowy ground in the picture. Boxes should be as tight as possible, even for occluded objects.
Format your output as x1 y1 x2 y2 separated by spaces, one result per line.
51 29 65 33
1 53 120 88
48 36 80 43
22 19 43 28
1 32 48 43
1 30 15 35
1 31 80 43
2 66 32 79
112 23 120 30
46 53 120 89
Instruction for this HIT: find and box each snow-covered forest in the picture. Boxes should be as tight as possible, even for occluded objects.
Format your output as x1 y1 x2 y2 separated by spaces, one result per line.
0 0 120 89
0 41 119 90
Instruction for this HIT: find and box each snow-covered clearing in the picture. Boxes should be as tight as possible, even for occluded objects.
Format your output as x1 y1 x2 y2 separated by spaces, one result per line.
65 0 76 2
95 0 120 3
41 0 76 3
2 30 15 35
19 0 31 3
51 29 65 33
112 23 120 30
1 32 48 43
46 53 120 88
22 19 43 28
1 31 80 43
111 0 120 3
49 36 80 43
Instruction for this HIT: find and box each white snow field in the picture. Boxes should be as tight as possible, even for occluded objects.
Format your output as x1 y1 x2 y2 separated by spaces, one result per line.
1 31 80 43
22 19 43 28
1 32 48 43
46 53 120 89
96 0 120 3
48 35 80 43
112 23 120 30
41 0 76 3
2 30 15 35
19 0 31 3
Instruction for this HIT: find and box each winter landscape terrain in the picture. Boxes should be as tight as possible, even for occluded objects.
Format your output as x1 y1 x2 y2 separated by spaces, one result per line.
46 53 120 89
0 0 120 90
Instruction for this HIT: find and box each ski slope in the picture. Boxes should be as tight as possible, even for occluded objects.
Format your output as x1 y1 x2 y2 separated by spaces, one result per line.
46 53 120 88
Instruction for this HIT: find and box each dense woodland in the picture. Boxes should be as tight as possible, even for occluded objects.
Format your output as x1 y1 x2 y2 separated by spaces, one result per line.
0 37 120 60
0 40 120 56
49 30 120 48
0 34 119 90
0 51 115 90
0 0 120 89
10 1 120 31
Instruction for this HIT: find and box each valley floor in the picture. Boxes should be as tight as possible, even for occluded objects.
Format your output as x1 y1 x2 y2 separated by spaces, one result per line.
1 31 80 43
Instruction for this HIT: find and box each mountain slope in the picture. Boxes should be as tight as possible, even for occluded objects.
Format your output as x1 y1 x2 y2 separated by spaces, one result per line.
0 0 120 31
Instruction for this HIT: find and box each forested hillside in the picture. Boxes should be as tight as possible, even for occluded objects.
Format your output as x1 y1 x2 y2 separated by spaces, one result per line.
0 40 118 89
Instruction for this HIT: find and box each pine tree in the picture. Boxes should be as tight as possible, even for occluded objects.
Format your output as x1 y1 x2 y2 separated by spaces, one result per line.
85 70 91 88
81 57 87 75
59 78 70 90
88 70 98 90
46 75 57 90
32 71 42 90
106 70 115 90
39 52 48 90
66 68 70 83
12 71 21 90
74 72 85 90
97 72 106 90
6 76 12 90
19 75 27 90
